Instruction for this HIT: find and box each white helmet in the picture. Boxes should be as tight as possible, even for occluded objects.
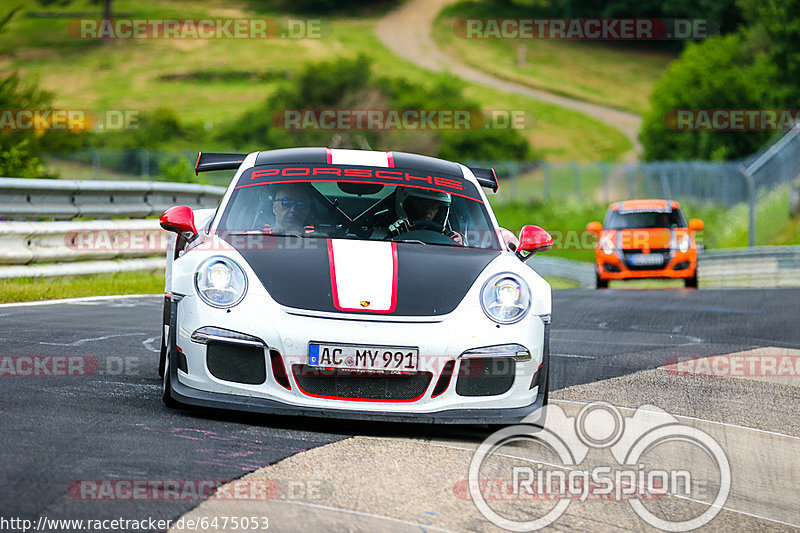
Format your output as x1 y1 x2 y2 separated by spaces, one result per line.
395 187 451 226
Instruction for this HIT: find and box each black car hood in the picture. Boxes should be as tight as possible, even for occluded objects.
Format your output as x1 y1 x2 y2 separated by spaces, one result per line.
227 235 499 316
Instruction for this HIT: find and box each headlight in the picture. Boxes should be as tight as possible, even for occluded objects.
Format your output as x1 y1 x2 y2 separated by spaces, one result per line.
600 237 614 255
480 273 531 324
195 257 247 308
678 235 691 253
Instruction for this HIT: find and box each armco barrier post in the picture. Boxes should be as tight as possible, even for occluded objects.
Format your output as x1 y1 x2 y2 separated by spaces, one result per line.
740 165 756 248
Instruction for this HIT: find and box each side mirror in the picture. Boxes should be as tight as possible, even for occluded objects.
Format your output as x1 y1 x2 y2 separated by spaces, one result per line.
689 218 704 231
160 206 197 235
517 225 553 260
586 221 602 234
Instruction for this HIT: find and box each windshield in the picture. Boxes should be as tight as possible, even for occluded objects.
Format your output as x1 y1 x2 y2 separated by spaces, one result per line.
604 209 687 229
216 164 501 249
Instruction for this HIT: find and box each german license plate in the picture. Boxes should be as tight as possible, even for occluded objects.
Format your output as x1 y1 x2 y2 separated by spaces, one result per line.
308 342 419 372
629 253 664 266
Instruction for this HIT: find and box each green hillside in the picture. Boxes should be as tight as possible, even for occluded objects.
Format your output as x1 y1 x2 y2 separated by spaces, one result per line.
2 0 633 161
434 1 676 114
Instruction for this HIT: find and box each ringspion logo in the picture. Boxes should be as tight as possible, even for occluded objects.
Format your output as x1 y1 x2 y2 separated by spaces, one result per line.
469 403 730 531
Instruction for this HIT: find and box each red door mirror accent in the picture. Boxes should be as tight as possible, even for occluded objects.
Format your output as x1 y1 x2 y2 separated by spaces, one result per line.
160 206 197 235
517 225 553 259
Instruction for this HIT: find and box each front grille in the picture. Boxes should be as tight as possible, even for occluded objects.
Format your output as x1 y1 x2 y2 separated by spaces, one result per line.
622 249 672 270
623 248 671 254
292 365 432 401
206 342 267 385
456 357 516 396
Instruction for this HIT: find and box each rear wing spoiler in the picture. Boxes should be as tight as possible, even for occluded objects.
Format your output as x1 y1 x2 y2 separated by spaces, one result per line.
194 152 500 192
194 152 246 175
469 167 499 192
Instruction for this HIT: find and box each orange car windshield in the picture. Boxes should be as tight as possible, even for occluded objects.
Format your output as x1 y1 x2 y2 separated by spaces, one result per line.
605 209 686 229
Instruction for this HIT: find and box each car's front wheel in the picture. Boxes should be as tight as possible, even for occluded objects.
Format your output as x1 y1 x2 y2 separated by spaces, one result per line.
162 355 177 408
596 272 608 289
158 328 166 378
685 273 698 288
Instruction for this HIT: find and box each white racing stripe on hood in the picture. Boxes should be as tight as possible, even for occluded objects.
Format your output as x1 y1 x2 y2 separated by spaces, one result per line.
329 148 391 167
328 239 397 312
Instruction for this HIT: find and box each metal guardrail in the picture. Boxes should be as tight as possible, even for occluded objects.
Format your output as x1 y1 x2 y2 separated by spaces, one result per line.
528 246 800 288
0 220 164 266
698 246 800 287
0 178 223 278
0 178 225 220
0 258 166 279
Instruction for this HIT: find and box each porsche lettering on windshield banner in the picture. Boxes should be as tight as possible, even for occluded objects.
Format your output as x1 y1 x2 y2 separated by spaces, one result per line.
235 165 483 203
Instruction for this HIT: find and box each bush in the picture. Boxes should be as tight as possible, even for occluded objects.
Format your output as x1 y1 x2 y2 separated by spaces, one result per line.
639 34 774 161
0 73 55 177
218 56 534 161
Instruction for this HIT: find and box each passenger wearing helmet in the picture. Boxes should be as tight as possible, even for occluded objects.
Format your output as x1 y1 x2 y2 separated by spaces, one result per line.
389 188 463 244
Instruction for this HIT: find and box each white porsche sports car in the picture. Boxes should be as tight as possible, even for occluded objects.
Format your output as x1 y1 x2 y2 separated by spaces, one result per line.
159 147 553 423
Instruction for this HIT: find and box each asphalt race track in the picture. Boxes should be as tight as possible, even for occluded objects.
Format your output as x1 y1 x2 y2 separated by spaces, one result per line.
1 288 798 532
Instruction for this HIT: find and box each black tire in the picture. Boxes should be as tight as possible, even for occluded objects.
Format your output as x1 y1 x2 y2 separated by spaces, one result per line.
541 369 550 407
685 274 698 288
158 328 166 378
596 272 608 289
158 296 170 377
162 356 178 408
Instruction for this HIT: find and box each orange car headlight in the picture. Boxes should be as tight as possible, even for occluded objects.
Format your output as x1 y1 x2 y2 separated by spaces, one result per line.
599 237 614 255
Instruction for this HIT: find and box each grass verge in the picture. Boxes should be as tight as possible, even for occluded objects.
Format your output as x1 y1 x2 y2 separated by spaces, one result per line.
0 270 163 303
542 277 580 289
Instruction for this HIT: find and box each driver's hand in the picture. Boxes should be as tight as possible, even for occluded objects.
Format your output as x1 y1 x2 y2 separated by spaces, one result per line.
388 218 412 236
449 231 465 245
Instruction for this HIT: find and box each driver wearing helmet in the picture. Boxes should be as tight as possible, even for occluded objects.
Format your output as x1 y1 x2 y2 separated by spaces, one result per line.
258 183 317 235
389 188 464 244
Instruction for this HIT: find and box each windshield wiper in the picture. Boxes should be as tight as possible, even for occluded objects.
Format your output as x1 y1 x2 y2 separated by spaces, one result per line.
392 239 427 245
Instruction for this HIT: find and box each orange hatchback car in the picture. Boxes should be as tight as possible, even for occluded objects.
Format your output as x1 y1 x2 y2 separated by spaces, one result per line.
586 199 704 288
